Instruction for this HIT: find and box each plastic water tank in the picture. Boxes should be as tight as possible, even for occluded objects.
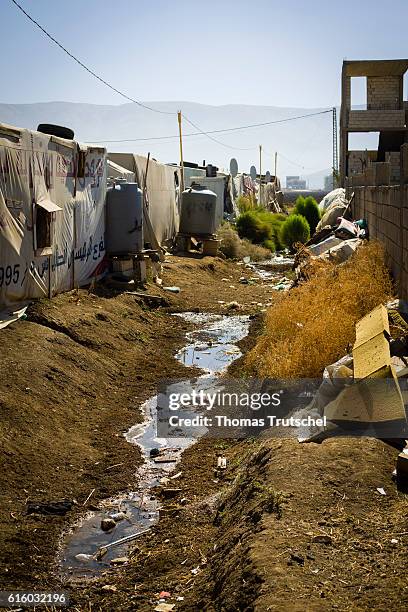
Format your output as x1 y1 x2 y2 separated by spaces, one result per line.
179 185 218 235
106 182 143 254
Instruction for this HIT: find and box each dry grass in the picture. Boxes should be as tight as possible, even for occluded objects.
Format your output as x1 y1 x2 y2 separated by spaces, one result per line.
218 223 271 261
245 241 393 378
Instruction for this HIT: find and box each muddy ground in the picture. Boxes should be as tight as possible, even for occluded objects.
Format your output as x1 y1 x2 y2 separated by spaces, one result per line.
0 254 407 611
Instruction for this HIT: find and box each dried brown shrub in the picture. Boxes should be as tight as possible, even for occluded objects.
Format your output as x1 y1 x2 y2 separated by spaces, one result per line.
245 241 393 378
218 223 271 261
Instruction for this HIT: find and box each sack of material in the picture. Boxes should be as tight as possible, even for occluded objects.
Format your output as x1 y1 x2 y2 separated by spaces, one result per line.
319 188 346 212
316 199 348 232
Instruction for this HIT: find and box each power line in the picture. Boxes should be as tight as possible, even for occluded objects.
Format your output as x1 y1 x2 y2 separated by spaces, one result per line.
10 0 175 116
86 109 332 144
10 0 333 159
182 115 254 151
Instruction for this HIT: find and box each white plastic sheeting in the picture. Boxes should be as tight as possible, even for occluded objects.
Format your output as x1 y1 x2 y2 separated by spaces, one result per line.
0 123 107 308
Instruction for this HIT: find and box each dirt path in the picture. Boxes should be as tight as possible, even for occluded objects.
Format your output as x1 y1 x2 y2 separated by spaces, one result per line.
0 255 273 595
1 254 407 611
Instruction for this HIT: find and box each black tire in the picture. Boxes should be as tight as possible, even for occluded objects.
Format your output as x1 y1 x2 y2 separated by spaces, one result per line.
37 123 74 140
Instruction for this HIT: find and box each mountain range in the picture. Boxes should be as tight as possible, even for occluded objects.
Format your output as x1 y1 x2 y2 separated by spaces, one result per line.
0 101 335 187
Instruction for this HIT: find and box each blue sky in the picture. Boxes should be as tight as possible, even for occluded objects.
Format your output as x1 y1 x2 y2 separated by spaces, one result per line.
1 0 407 108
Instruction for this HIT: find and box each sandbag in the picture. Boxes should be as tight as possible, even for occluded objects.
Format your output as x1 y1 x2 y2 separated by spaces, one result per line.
319 188 346 212
316 199 348 232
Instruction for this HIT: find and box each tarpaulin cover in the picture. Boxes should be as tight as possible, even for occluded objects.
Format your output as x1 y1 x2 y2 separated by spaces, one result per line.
0 122 107 308
133 154 180 246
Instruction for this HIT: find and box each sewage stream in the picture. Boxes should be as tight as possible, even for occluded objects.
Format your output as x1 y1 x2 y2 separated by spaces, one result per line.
58 312 249 579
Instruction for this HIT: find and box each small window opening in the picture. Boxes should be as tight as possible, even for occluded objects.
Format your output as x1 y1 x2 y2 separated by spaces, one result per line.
35 206 51 249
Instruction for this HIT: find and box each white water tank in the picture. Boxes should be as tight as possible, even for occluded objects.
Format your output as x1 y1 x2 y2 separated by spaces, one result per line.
179 185 218 235
106 182 143 254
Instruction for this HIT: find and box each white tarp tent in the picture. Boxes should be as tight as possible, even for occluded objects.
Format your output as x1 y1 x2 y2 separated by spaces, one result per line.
0 122 107 309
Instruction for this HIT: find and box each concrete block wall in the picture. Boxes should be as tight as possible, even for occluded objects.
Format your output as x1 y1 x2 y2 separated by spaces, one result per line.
351 184 408 298
348 150 376 175
367 76 400 110
348 109 406 130
385 152 401 183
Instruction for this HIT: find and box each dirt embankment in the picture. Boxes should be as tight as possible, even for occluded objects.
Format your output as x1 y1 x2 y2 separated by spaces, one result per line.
0 255 273 593
1 252 407 612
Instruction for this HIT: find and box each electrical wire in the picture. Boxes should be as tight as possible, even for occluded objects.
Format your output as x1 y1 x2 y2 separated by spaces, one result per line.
10 0 175 116
182 115 254 151
10 0 333 163
85 109 332 144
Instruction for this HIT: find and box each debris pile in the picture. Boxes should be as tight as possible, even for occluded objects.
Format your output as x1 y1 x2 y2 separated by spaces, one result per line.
298 303 408 488
293 188 369 283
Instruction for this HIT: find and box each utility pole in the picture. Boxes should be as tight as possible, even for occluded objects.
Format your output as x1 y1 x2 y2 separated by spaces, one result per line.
259 144 262 205
274 152 278 183
332 106 339 188
178 110 185 192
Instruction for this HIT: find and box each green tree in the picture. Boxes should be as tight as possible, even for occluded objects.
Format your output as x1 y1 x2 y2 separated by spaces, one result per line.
303 196 321 235
281 214 310 251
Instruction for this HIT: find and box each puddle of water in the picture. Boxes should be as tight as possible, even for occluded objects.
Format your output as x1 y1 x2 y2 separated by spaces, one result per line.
58 312 249 578
248 255 294 280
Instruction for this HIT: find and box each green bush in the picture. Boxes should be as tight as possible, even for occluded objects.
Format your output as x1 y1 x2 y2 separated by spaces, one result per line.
294 196 306 217
236 209 286 251
236 211 271 244
236 194 256 214
255 210 286 251
281 214 310 250
303 196 321 235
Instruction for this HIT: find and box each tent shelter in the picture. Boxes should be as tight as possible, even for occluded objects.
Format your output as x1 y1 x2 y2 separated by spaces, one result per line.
0 122 107 309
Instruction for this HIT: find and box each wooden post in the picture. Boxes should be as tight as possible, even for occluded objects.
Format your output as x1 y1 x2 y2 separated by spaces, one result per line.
274 152 277 183
178 111 185 192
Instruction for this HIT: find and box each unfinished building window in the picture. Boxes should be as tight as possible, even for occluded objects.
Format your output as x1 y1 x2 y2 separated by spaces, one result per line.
34 199 62 255
351 77 367 110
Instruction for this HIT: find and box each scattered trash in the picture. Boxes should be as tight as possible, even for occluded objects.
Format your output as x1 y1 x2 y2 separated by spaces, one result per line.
217 455 227 470
95 528 151 555
308 235 342 256
391 538 399 545
334 217 360 240
191 566 201 575
26 500 73 516
109 511 128 523
239 277 249 284
75 553 93 563
159 591 171 599
150 448 160 458
154 604 175 612
101 585 118 593
169 472 182 480
163 286 180 293
322 238 361 264
110 556 129 565
376 487 387 496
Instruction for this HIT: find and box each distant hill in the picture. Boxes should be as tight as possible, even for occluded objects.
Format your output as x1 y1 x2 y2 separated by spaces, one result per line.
0 101 334 185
